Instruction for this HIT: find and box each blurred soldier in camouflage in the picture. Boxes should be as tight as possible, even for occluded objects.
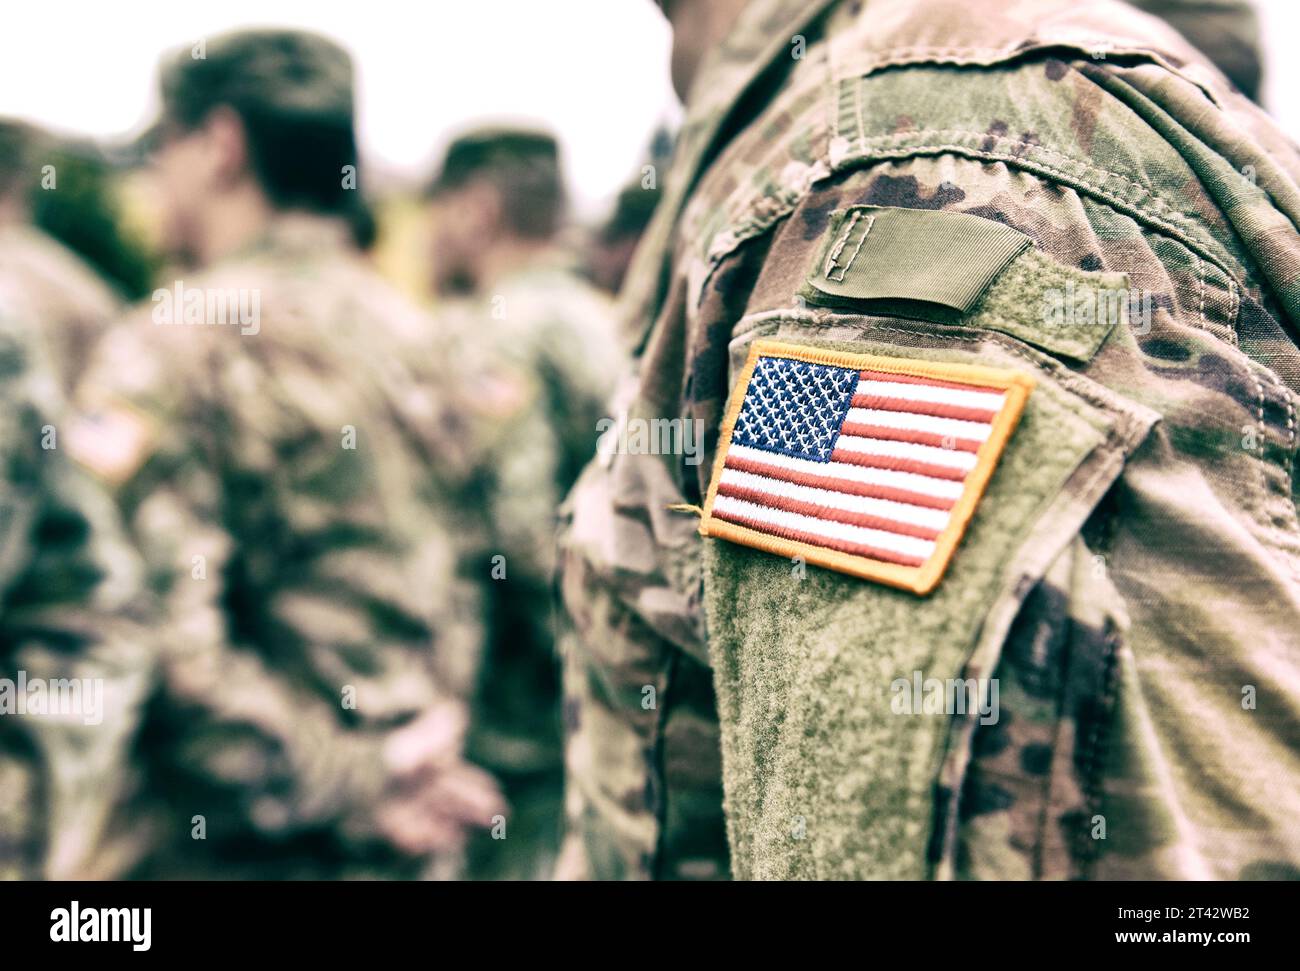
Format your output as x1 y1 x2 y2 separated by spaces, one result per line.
585 128 671 296
0 288 152 881
558 0 1300 880
0 121 130 394
424 128 621 878
1 118 154 883
69 29 501 879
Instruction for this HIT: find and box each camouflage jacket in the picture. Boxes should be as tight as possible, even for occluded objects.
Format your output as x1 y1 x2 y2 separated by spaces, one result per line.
0 280 151 880
559 0 1300 880
71 213 483 876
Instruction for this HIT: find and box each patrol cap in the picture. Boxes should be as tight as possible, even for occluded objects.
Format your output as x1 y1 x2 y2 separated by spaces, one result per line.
427 127 560 195
143 29 361 217
144 29 355 148
426 126 565 238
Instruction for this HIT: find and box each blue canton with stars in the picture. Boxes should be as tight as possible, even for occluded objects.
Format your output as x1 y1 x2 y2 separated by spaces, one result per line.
730 356 858 462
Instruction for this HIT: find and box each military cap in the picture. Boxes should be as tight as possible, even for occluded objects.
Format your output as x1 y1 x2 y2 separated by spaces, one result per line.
148 29 354 143
426 126 560 197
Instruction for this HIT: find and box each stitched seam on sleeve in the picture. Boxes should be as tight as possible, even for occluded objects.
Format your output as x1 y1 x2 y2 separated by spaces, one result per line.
823 210 862 280
836 212 872 279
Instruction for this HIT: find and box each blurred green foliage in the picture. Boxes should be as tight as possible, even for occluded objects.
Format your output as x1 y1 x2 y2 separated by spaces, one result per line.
30 145 157 300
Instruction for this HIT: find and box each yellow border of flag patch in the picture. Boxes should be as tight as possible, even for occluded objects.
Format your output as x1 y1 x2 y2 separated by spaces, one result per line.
699 340 1035 595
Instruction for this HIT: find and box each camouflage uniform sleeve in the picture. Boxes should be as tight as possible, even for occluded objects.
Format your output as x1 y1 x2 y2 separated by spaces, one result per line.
557 361 728 881
453 286 620 584
759 153 1298 879
561 29 1300 879
531 290 622 478
70 315 458 842
0 293 153 880
483 397 564 582
677 0 1300 874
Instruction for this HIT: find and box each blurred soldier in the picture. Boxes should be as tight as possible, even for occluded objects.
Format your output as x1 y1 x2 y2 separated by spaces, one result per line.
424 127 621 878
0 120 131 394
69 29 501 879
558 0 1300 880
585 127 671 295
586 183 656 296
0 283 152 880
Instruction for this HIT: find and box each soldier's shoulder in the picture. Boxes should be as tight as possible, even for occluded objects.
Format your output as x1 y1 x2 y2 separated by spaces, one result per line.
345 262 442 349
221 239 440 353
0 224 122 320
498 264 615 341
686 0 1291 244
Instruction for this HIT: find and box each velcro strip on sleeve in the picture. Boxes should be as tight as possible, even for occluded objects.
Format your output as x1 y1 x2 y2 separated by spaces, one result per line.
802 205 1031 316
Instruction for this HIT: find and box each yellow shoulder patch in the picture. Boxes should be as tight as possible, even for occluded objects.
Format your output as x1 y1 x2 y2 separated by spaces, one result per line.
699 340 1034 595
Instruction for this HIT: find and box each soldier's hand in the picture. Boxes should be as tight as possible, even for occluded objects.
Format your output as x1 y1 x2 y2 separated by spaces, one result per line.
382 704 467 776
374 706 506 855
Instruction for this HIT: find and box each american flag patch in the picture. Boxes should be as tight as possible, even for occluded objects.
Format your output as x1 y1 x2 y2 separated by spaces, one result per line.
700 340 1035 594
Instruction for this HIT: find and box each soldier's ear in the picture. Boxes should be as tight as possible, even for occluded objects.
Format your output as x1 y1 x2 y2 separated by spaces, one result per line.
202 105 251 189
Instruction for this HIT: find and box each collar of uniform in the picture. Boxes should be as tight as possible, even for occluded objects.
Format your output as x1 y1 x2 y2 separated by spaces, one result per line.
619 0 839 354
493 249 584 290
251 211 353 258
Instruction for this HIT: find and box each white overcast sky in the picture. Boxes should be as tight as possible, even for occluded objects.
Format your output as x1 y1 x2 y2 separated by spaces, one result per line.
0 0 1296 216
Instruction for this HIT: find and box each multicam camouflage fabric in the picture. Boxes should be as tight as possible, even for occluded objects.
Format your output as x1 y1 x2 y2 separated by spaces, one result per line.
438 258 620 879
0 280 151 881
559 0 1300 880
71 213 484 878
0 224 123 395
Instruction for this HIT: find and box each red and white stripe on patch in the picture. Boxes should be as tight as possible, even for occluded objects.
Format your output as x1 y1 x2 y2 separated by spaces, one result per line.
700 340 1035 594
